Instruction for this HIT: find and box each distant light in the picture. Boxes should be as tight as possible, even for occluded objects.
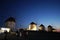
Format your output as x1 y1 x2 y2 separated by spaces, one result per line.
1 28 10 32
52 30 56 32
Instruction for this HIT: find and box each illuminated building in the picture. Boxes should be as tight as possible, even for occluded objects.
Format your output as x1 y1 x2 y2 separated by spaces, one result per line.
5 17 16 32
39 24 46 32
52 30 56 32
48 25 56 32
27 22 37 31
1 28 10 32
47 25 52 32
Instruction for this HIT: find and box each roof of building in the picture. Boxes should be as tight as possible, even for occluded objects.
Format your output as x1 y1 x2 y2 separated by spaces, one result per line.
30 22 37 25
5 17 16 22
39 24 45 27
48 25 52 28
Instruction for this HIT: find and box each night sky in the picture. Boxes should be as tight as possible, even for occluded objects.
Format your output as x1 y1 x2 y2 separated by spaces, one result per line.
0 0 60 29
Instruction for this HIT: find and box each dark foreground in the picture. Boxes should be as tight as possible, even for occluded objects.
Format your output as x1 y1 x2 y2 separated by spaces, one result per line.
0 31 60 40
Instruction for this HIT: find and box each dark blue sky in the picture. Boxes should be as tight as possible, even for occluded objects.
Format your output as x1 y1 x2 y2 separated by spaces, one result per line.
0 0 60 29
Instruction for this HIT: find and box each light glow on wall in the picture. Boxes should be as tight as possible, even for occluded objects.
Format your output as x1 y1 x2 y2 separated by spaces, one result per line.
1 28 10 32
27 24 37 31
